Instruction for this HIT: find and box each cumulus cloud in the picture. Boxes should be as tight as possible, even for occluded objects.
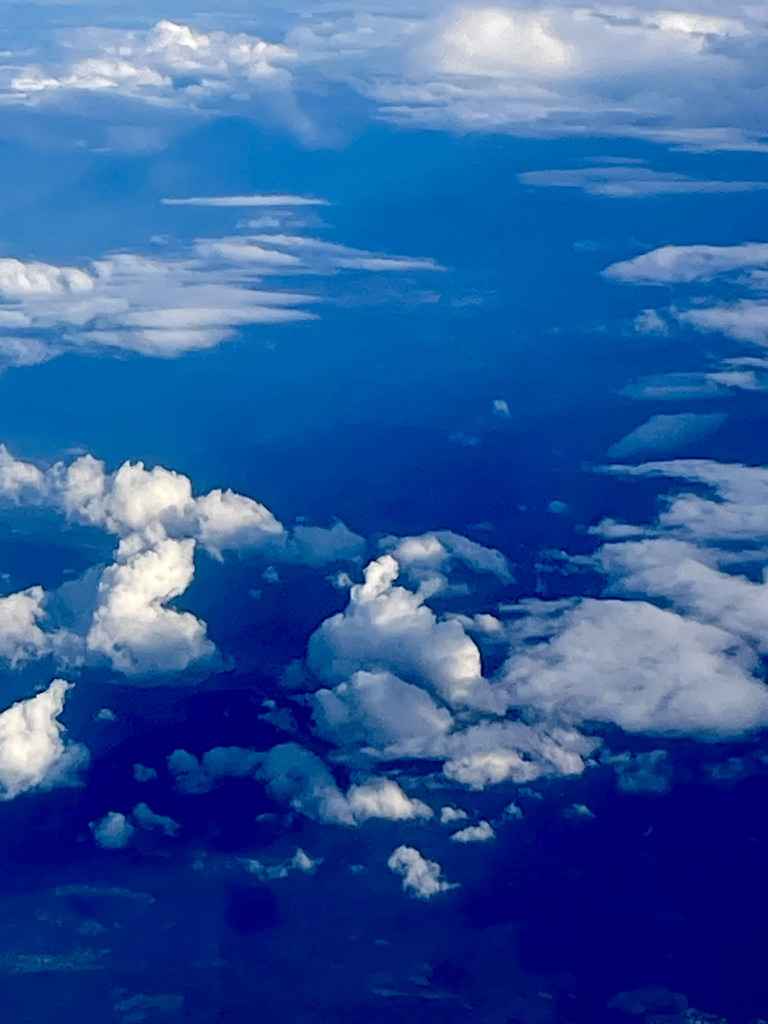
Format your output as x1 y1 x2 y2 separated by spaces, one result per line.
440 805 468 825
308 555 499 711
245 847 320 881
312 669 454 754
380 530 512 584
90 811 135 850
387 845 455 900
450 820 495 843
346 778 433 822
0 680 88 799
0 444 365 677
5 8 768 151
501 597 768 737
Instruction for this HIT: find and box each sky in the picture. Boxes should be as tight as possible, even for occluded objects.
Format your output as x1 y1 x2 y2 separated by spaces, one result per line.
1 3 768 1022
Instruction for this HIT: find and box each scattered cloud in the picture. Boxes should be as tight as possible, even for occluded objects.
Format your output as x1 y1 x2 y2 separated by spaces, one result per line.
0 680 88 799
387 845 455 900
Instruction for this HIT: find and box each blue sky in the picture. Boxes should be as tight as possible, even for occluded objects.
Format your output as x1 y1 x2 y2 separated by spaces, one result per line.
1 4 768 1022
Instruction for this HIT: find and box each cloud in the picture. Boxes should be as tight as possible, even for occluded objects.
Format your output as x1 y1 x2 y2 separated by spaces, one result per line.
313 669 454 754
0 586 55 667
607 413 726 459
680 300 768 345
90 811 135 850
245 848 320 881
6 8 768 151
132 802 180 837
0 444 364 677
86 537 213 675
501 598 768 737
450 820 495 843
440 805 468 825
0 205 440 367
380 530 513 584
162 195 328 208
520 164 768 198
599 537 768 653
346 778 433 822
0 680 87 800
603 460 768 543
387 845 455 900
307 555 499 711
604 243 768 284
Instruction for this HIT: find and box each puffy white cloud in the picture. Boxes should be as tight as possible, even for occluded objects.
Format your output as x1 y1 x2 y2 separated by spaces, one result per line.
86 537 213 675
0 680 87 799
0 586 52 667
501 598 768 737
5 8 768 151
308 556 499 711
0 444 366 677
439 719 595 789
312 669 454 754
450 820 495 843
245 847 320 880
388 845 455 900
0 444 45 499
607 413 726 459
0 258 94 298
440 805 469 825
380 530 512 583
90 811 135 850
346 778 433 822
604 243 768 284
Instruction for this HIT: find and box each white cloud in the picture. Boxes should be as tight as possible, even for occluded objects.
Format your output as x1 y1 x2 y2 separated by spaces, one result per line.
607 413 726 459
0 586 52 667
162 195 328 208
308 555 499 711
501 597 768 737
0 444 367 677
346 778 433 822
86 537 213 675
5 8 768 151
0 679 87 799
312 669 454 753
380 530 512 583
0 205 440 368
387 845 455 900
604 243 768 284
90 811 135 850
604 460 768 542
520 165 768 198
245 847 320 880
450 819 495 843
440 805 469 824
